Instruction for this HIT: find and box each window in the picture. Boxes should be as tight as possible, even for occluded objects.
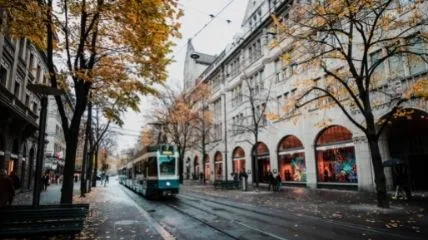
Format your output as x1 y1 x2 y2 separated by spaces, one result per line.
277 135 306 182
147 157 158 177
0 66 7 87
18 38 25 59
36 65 41 83
316 125 357 183
25 94 30 106
370 50 385 82
388 49 406 79
29 53 34 70
33 102 38 112
14 81 21 98
407 37 427 75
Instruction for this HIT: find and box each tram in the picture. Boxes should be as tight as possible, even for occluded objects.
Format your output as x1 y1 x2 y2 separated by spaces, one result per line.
119 144 180 197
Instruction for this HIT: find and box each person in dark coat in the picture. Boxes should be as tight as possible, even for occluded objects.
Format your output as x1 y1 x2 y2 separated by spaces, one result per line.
274 174 281 192
0 170 15 206
267 171 275 191
9 171 21 190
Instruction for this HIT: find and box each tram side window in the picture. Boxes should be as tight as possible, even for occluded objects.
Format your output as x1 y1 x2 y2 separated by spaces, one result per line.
147 157 158 177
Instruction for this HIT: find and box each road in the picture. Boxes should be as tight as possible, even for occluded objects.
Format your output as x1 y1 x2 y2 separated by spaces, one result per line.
114 182 424 240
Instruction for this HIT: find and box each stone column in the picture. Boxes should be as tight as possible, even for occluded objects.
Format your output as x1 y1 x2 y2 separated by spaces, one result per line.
353 135 375 192
305 144 317 189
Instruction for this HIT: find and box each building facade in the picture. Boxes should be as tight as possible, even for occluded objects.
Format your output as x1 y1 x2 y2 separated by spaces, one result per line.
184 0 428 192
0 31 50 189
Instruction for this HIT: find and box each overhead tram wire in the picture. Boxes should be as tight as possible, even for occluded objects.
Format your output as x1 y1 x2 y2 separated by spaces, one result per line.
172 0 236 60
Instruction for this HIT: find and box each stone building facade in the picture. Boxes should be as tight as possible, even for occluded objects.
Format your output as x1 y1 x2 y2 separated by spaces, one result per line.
184 0 428 192
0 33 49 189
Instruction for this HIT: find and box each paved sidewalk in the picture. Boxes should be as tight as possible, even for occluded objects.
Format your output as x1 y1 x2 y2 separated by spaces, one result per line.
12 180 166 240
180 180 428 236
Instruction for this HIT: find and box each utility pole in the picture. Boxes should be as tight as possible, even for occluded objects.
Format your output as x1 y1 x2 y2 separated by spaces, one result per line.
92 108 99 187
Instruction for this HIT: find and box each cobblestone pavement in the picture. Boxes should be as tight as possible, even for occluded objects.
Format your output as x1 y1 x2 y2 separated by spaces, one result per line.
180 180 428 236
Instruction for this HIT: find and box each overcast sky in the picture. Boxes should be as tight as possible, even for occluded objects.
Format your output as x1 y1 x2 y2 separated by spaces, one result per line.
113 0 248 152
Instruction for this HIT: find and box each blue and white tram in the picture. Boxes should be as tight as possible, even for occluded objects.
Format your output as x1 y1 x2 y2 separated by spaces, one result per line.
119 144 180 197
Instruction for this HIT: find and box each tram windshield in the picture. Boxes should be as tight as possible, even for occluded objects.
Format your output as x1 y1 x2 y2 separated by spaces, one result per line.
159 155 176 176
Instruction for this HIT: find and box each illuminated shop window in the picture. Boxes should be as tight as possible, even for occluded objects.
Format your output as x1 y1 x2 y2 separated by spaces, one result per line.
315 126 357 183
277 135 306 182
232 147 245 174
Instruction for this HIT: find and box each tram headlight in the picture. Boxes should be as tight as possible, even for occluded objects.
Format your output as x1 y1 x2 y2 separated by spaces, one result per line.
166 181 171 186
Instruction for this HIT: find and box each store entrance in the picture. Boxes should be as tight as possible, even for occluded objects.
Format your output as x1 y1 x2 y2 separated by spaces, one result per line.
388 109 428 190
257 157 270 183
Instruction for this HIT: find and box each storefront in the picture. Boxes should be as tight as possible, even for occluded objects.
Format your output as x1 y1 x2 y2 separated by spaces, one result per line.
253 142 270 183
232 147 245 174
204 154 210 182
387 109 428 190
193 156 199 176
315 125 357 185
277 135 306 183
214 151 223 180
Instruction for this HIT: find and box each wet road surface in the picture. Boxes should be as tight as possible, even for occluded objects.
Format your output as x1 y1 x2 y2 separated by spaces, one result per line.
118 184 425 240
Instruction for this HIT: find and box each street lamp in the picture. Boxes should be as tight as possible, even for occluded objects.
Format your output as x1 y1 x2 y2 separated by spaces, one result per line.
28 84 63 208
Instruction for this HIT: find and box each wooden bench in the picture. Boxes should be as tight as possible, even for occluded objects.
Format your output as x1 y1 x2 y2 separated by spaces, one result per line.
213 180 239 190
0 204 90 238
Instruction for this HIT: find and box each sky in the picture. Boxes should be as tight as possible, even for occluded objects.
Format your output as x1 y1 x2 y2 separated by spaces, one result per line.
113 0 248 152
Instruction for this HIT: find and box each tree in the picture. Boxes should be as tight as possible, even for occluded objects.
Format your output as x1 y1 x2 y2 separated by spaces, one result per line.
270 0 428 207
231 76 273 187
150 84 211 183
186 84 213 184
1 0 182 203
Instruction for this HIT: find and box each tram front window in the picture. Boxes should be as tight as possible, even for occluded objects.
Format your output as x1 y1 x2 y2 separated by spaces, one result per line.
160 156 176 176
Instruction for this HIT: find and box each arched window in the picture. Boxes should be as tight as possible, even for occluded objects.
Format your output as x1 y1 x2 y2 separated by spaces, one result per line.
232 147 245 174
277 135 306 182
315 125 357 184
214 151 223 180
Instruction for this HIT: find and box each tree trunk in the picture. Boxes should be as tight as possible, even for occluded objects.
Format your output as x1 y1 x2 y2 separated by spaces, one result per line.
366 124 389 208
92 144 98 187
86 102 93 193
60 128 79 204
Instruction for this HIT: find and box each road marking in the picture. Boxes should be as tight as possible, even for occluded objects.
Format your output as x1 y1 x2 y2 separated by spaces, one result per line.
120 186 176 240
235 220 289 240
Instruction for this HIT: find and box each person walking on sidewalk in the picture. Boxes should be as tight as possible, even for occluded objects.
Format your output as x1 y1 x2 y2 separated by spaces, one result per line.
267 171 274 191
104 175 109 187
274 174 281 192
0 170 15 206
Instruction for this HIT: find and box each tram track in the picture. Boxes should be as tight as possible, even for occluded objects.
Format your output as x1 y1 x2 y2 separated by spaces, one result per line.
120 184 240 240
177 193 423 240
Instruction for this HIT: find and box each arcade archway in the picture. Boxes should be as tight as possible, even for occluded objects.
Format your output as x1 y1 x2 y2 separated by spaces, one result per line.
232 147 245 174
387 109 428 190
253 142 270 183
214 151 223 180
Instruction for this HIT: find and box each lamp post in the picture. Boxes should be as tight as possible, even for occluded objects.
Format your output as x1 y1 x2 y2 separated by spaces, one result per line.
28 84 63 208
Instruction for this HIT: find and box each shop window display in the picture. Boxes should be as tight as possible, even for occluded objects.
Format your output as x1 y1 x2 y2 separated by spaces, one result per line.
315 126 357 183
277 135 306 182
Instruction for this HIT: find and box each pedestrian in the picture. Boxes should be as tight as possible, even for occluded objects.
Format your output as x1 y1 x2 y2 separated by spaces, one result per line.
42 171 50 191
392 164 412 200
267 171 274 191
104 174 109 187
274 174 281 192
0 169 15 206
9 171 21 190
